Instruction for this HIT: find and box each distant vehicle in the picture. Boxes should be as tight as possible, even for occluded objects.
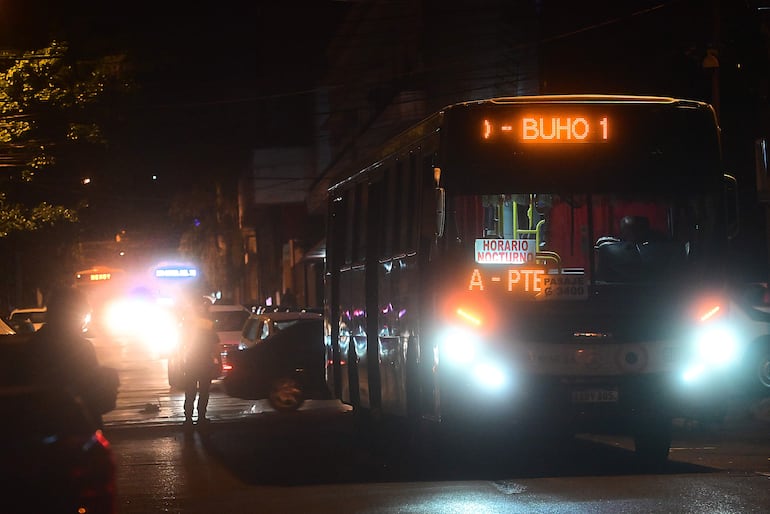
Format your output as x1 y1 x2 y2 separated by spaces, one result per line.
0 385 116 514
207 302 251 376
224 318 329 411
103 293 180 356
73 266 128 332
8 307 47 332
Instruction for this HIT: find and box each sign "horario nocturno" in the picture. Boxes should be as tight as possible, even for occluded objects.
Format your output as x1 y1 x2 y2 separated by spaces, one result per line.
475 238 536 264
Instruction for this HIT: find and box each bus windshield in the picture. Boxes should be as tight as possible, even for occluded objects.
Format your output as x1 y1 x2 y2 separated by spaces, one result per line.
448 191 720 289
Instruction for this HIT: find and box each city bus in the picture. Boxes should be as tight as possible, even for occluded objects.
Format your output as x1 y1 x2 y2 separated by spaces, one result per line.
324 95 738 463
73 266 129 327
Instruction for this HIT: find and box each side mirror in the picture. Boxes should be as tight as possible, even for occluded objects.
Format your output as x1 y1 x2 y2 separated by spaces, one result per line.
436 187 446 238
724 173 739 239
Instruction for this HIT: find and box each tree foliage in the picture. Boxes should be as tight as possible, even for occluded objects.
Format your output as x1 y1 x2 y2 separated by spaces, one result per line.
0 40 130 237
170 181 243 299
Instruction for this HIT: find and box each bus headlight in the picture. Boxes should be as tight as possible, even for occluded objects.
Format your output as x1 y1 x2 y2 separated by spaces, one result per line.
471 361 508 390
694 324 738 366
440 327 479 365
682 323 739 384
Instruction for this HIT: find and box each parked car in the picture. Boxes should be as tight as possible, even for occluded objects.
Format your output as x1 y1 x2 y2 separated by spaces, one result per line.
209 302 251 376
167 302 251 388
0 385 116 513
238 308 323 350
224 317 329 411
7 306 47 333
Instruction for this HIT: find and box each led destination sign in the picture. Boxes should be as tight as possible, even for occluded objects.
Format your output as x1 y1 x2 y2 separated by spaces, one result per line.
482 114 610 143
155 267 198 278
467 267 588 300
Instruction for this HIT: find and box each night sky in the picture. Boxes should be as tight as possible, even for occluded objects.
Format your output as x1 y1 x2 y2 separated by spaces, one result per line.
1 0 348 234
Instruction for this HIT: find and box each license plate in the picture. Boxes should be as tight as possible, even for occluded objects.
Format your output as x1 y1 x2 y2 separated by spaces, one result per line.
571 389 619 403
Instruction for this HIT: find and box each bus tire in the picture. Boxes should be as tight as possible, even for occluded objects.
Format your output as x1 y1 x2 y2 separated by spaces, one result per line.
746 340 770 396
268 376 305 412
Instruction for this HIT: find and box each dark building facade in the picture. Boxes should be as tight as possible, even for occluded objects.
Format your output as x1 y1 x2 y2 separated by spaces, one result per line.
238 0 770 306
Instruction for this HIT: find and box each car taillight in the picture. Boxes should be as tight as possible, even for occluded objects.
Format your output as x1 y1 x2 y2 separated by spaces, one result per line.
68 430 116 513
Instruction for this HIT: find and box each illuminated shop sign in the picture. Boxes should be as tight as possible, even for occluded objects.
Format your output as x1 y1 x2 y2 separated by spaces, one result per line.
467 267 588 300
89 273 112 281
155 267 198 278
475 238 535 264
482 115 609 143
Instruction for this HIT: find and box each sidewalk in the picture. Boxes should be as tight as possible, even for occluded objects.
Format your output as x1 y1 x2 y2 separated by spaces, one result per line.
103 393 352 432
103 391 770 440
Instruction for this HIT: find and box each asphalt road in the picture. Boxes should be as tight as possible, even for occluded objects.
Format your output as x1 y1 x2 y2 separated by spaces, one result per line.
94 334 770 513
104 399 770 514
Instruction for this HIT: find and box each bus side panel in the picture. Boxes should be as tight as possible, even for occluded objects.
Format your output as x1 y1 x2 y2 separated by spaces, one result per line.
349 266 369 409
377 254 418 417
338 268 354 405
377 152 425 417
330 190 361 407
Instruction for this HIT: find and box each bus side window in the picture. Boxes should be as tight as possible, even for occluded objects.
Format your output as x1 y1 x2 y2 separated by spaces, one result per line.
405 153 420 252
397 159 411 253
383 164 401 258
342 190 355 266
353 182 368 263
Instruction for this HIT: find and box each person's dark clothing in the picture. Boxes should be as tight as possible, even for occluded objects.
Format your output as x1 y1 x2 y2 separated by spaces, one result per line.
28 324 109 428
182 317 220 423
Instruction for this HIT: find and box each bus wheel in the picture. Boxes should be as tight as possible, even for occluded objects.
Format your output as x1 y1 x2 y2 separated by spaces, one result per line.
268 377 305 412
750 341 770 395
633 419 672 468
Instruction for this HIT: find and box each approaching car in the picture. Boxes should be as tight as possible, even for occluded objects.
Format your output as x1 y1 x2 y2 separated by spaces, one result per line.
7 306 47 333
0 385 116 514
224 317 329 411
102 295 180 355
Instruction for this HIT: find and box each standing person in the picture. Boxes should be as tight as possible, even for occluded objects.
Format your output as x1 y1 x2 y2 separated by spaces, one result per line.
28 285 118 429
182 300 221 428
